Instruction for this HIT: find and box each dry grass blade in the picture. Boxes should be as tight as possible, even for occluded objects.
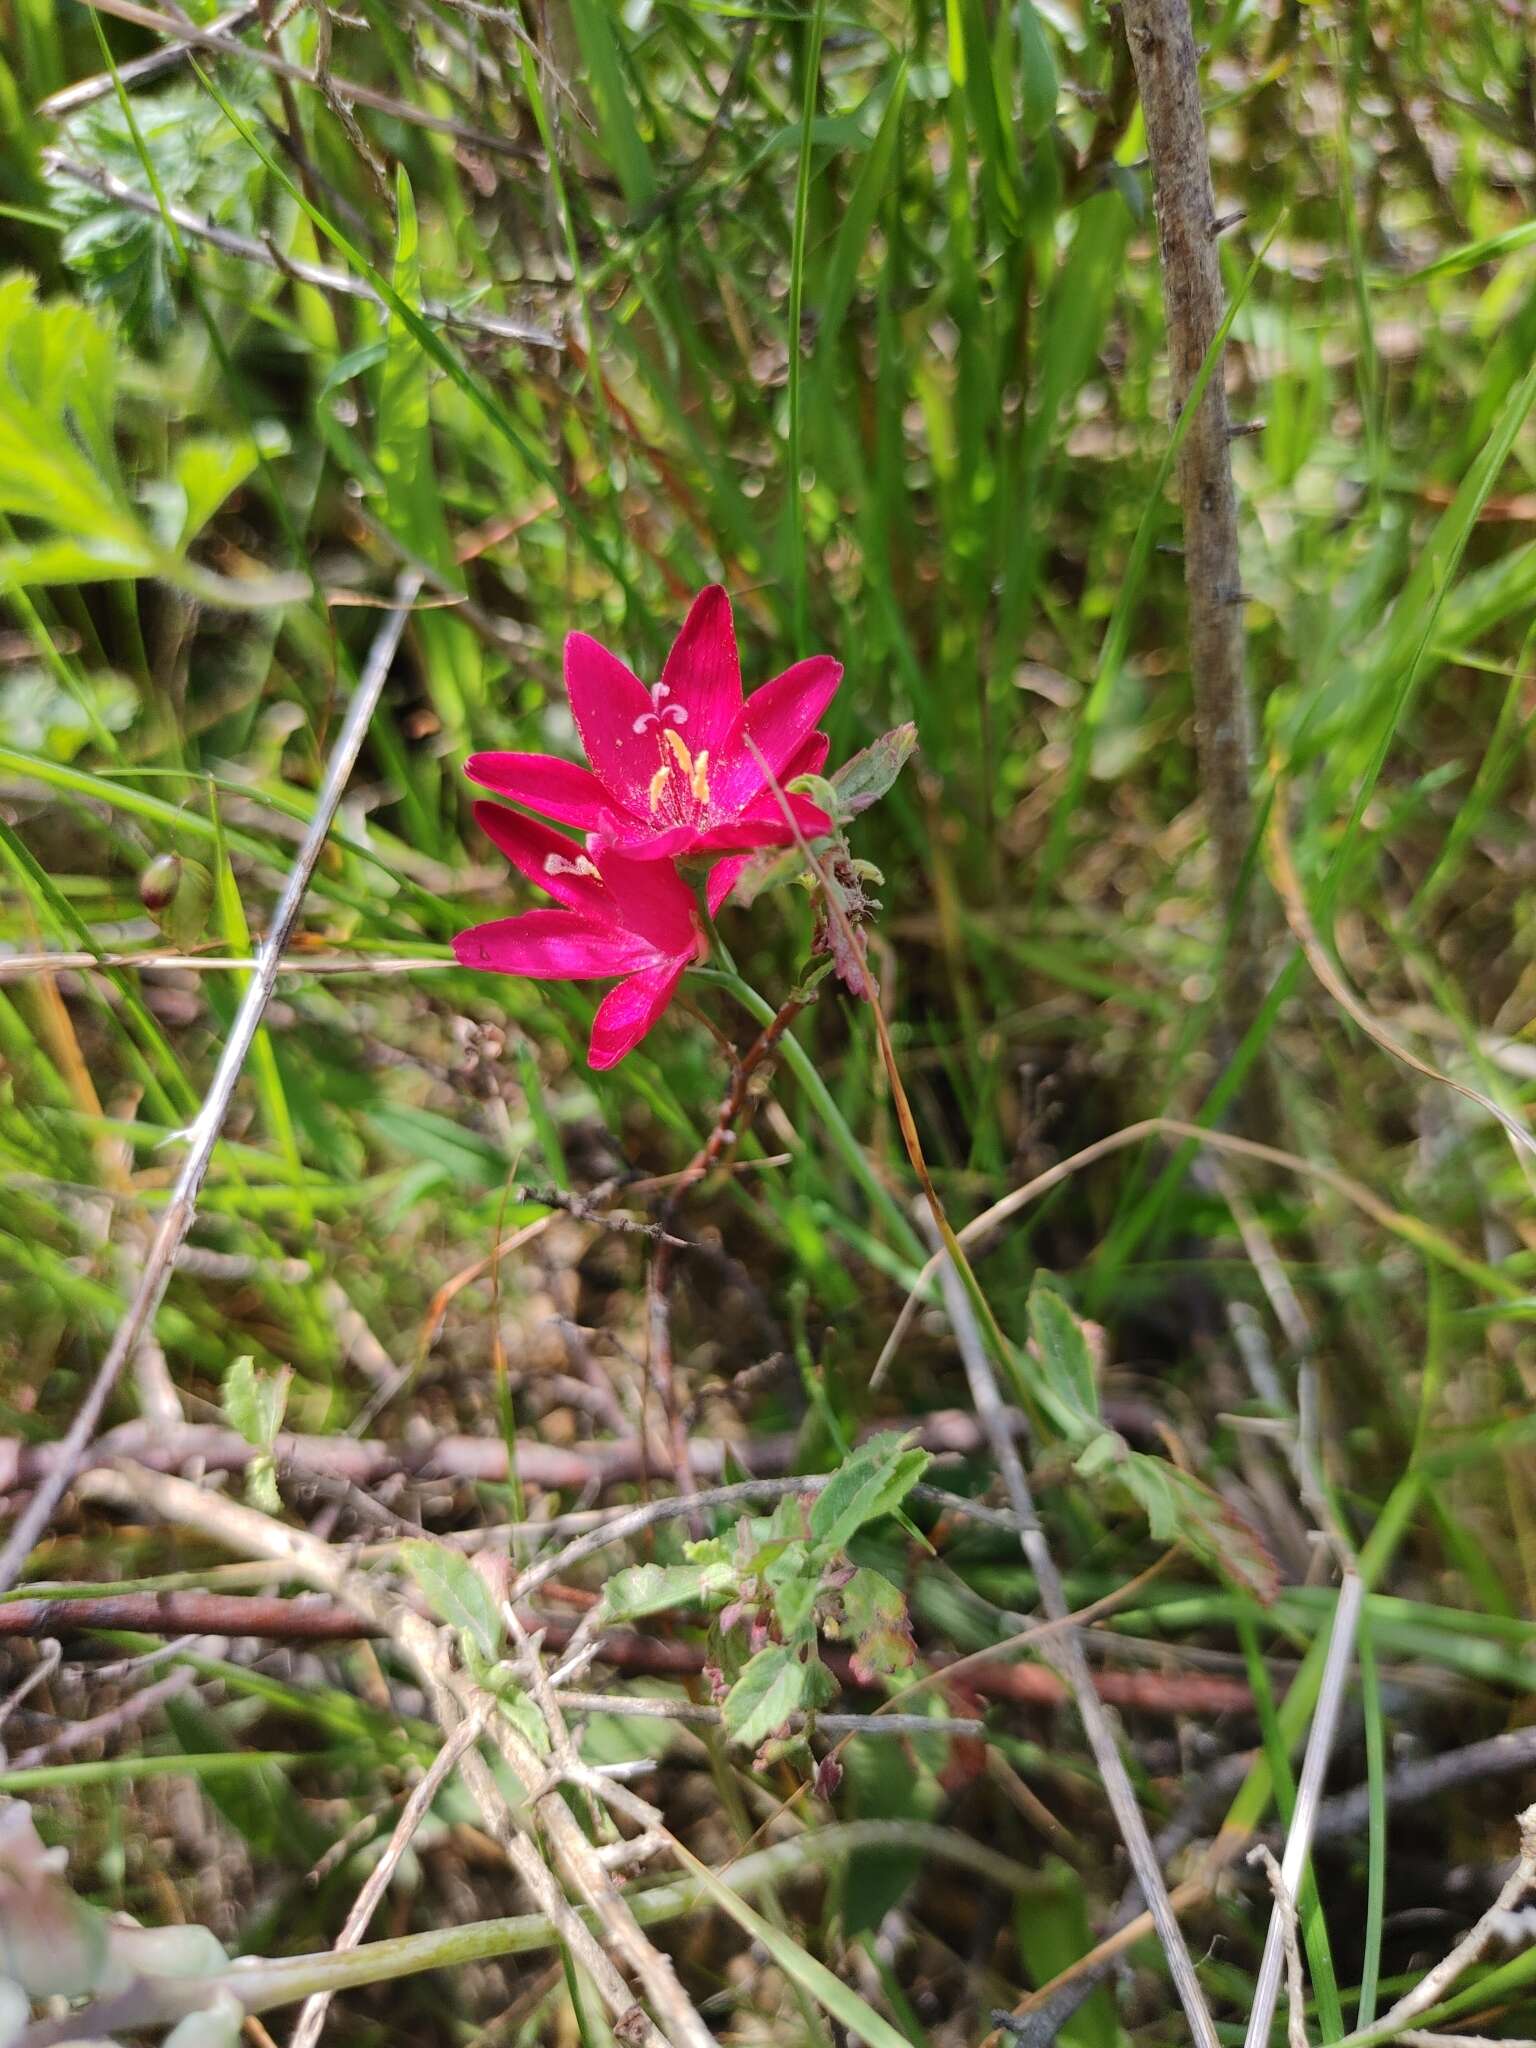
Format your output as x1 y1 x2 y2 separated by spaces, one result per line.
924 1213 1223 2048
1243 1571 1364 2048
0 574 420 1598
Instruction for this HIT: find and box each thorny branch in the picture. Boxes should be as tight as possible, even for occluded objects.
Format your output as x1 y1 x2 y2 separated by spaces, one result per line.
0 575 422 1599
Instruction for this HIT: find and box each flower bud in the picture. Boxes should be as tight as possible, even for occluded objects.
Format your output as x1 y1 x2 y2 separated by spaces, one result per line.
139 853 214 949
138 852 182 914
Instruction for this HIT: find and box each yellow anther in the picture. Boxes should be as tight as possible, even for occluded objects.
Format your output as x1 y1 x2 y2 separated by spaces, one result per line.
663 727 693 774
647 762 670 813
689 747 711 805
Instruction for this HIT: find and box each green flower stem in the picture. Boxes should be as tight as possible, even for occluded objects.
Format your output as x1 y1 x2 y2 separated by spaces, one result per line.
704 968 926 1268
32 1823 1041 2041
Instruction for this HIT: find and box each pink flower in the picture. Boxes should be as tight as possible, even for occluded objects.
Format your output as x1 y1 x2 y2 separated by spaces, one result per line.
453 804 705 1070
465 587 842 876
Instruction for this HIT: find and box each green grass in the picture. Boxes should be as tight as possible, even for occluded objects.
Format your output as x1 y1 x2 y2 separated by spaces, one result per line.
4 0 1536 2042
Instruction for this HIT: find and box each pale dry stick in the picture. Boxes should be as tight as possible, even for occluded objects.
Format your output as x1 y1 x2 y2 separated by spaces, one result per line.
1122 0 1267 1053
551 1691 984 1740
1268 775 1536 1163
1340 1805 1536 2048
924 1214 1223 2048
0 952 453 980
60 0 547 162
872 1114 1468 1388
1250 1846 1311 2048
1242 1569 1365 2048
42 155 560 349
489 1607 716 2048
0 574 421 1600
287 1705 491 2048
37 0 261 113
74 1462 688 2048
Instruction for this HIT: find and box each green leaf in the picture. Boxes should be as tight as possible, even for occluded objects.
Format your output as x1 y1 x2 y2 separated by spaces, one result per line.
808 1432 931 1554
722 1644 810 1750
668 1834 917 2048
567 0 655 207
1026 1277 1100 1440
174 431 283 547
814 70 908 346
1016 0 1058 140
1114 1455 1281 1604
598 1559 736 1624
222 1356 289 1515
398 1541 505 1661
771 1568 820 1642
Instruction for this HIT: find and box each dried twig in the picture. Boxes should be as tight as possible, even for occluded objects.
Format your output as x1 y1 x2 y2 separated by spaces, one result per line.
923 1213 1222 2048
1122 0 1266 1052
0 1405 1034 1499
42 154 560 348
61 0 546 162
1344 1805 1536 2046
1249 1846 1311 2048
37 0 260 114
71 1462 699 2048
874 1114 1472 1387
287 1706 491 2048
0 575 422 1599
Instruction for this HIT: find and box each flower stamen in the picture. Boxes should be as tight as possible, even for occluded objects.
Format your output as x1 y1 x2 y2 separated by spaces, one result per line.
543 851 600 880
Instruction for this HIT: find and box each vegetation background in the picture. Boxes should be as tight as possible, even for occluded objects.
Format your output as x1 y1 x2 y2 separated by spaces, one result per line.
3 0 1536 2044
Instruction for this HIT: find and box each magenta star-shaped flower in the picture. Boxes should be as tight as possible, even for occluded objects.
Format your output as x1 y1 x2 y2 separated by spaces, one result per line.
465 586 841 872
452 804 706 1069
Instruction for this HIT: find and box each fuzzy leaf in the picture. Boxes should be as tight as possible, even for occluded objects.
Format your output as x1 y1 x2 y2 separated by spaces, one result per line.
598 1559 736 1624
723 1644 811 1750
1026 1277 1100 1441
399 1541 505 1660
222 1355 289 1452
808 1433 930 1555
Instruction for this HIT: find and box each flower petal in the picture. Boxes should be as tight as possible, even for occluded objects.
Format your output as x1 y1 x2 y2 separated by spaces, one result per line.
594 847 702 958
472 802 615 920
453 910 655 980
659 585 743 756
712 656 843 807
566 631 665 813
465 751 617 832
588 957 690 1069
694 789 832 852
706 853 754 917
592 818 700 863
784 730 831 780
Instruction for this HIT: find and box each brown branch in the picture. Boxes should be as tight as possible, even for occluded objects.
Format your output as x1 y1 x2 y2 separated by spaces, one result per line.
1122 0 1267 1058
0 1405 1027 1500
0 1588 1255 1717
